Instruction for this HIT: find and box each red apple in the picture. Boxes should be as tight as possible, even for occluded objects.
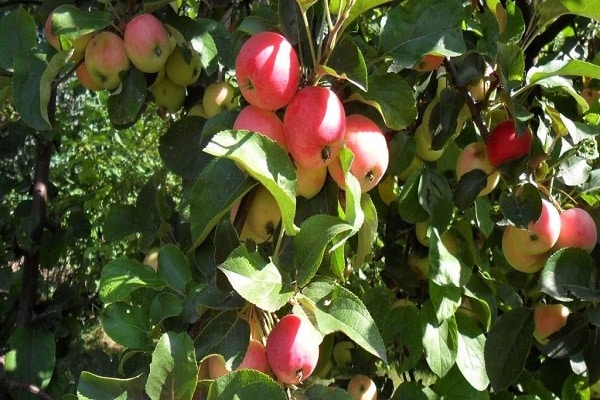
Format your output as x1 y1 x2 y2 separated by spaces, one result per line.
553 207 598 253
233 105 286 149
266 314 320 385
76 62 103 92
347 374 378 400
235 31 300 111
208 339 271 378
327 114 389 193
455 142 500 196
486 120 533 167
84 31 130 91
502 199 561 255
124 13 171 73
502 227 549 273
284 86 346 169
533 303 570 344
414 54 444 72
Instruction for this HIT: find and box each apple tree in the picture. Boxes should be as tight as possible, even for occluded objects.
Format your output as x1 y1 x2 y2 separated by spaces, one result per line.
1 0 600 399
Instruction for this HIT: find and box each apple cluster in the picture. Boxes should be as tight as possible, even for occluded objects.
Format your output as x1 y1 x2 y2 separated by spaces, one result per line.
227 31 389 242
45 8 204 114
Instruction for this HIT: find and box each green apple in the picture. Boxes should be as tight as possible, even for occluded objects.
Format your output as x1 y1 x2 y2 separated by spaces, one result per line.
203 81 236 118
166 45 202 87
149 75 186 113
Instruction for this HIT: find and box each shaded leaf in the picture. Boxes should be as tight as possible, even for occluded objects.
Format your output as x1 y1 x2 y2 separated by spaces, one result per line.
107 68 147 128
539 248 599 302
207 370 286 400
99 258 165 304
322 39 368 91
498 183 541 228
158 244 192 294
101 302 153 349
0 7 36 70
77 372 145 400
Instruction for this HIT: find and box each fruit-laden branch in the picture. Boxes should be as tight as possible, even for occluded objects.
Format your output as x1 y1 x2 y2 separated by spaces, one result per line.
443 58 490 141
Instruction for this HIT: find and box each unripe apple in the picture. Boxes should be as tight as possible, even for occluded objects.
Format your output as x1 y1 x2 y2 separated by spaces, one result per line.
203 82 236 118
502 199 561 255
149 75 186 113
533 303 570 344
76 62 103 92
455 142 500 196
284 86 346 169
415 221 430 247
266 314 320 385
414 54 444 72
377 175 397 205
233 105 286 149
142 247 159 272
398 155 423 181
124 13 171 73
407 252 429 280
502 227 549 273
296 165 327 199
44 12 61 51
235 31 300 110
486 120 533 167
85 31 130 91
347 374 378 400
208 339 271 379
327 114 389 193
414 98 444 162
166 45 202 87
332 340 355 366
553 207 598 253
240 185 281 243
187 102 209 118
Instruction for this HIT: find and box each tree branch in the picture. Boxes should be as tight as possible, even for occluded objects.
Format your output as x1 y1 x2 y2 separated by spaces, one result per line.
0 356 53 400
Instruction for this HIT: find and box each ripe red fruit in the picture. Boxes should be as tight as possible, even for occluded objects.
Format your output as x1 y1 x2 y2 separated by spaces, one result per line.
553 207 598 253
124 13 171 73
84 31 130 91
266 314 320 385
486 120 533 167
233 105 286 149
235 31 300 111
327 114 389 193
283 86 346 169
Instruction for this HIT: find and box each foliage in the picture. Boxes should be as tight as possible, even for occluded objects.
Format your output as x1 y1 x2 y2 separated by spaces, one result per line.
1 0 600 399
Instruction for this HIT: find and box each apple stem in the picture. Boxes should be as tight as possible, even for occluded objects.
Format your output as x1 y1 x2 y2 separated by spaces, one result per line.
299 8 319 72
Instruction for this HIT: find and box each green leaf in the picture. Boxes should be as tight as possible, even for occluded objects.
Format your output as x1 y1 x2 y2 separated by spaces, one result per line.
536 312 589 359
420 300 458 378
538 0 600 31
103 204 155 242
429 282 461 322
5 327 55 400
158 244 192 294
391 381 439 400
0 7 36 70
50 5 111 40
12 51 52 131
419 168 453 230
454 169 488 211
429 228 469 288
304 384 354 399
322 39 368 91
194 310 250 369
499 183 542 228
474 197 495 238
207 370 286 400
539 248 599 302
146 332 197 400
379 0 465 69
101 302 153 349
40 51 72 129
337 147 365 232
496 43 525 91
159 116 211 180
107 68 147 128
455 313 490 391
218 245 294 312
77 372 145 400
381 303 423 374
189 157 257 248
294 214 353 287
397 168 429 223
527 60 600 85
432 365 489 400
355 194 378 269
298 280 387 362
347 74 417 130
150 293 184 326
329 0 394 32
99 258 165 304
204 129 298 235
484 307 534 390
